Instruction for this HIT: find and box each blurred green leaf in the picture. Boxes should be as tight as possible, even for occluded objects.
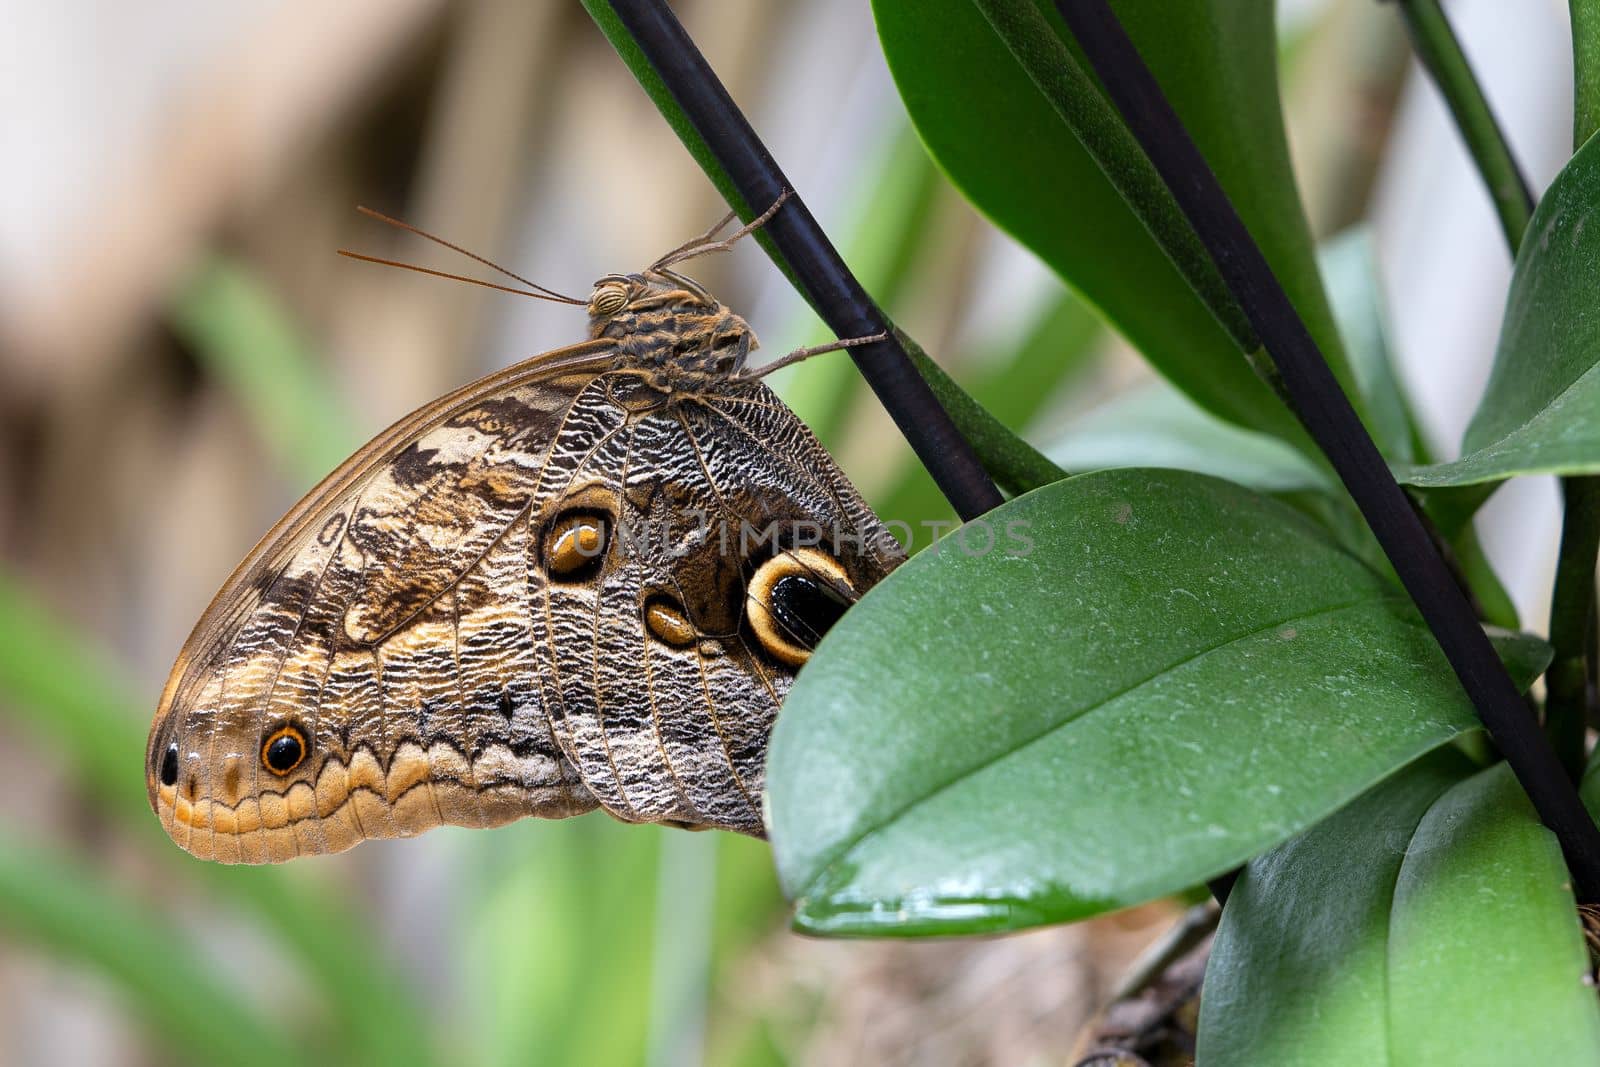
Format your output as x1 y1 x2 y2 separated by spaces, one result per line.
1321 228 1418 464
772 124 945 447
0 572 432 1067
872 0 1354 453
704 833 787 1067
461 817 662 1067
1200 754 1600 1064
873 290 1100 541
172 257 359 485
1401 132 1600 487
0 835 301 1067
1048 382 1332 493
767 469 1550 936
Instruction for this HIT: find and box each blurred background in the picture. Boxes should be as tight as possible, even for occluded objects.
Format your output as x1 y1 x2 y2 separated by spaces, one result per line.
0 0 1578 1063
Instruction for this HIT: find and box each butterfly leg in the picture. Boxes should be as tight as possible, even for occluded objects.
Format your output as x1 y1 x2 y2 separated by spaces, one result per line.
741 330 890 380
651 190 793 270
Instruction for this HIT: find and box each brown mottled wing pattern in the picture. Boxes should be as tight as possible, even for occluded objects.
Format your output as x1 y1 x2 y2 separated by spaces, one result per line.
153 343 615 862
530 372 898 833
150 337 902 861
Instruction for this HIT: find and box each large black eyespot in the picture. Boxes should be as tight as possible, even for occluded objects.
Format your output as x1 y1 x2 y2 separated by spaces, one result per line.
746 548 855 667
261 725 308 776
543 510 611 581
160 742 179 787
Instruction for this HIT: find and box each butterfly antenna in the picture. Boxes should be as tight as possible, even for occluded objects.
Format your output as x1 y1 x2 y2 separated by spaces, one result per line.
651 190 792 271
344 205 586 305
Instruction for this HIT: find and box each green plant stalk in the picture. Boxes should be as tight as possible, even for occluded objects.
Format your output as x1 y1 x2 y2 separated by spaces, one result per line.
1395 0 1534 253
1547 479 1600 778
1571 0 1600 147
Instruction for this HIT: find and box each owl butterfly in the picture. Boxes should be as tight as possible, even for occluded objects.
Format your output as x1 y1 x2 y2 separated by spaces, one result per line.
146 200 905 863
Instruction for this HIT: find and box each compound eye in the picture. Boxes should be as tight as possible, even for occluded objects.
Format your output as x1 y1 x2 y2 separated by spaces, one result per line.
261 725 308 776
746 548 855 667
589 282 629 316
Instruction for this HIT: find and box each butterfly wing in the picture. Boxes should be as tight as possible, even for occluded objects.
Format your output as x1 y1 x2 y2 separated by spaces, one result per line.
148 340 903 864
148 342 615 862
531 375 905 834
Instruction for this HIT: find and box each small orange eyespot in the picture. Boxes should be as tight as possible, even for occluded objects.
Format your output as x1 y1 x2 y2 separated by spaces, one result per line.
544 511 611 579
261 725 308 776
644 596 697 647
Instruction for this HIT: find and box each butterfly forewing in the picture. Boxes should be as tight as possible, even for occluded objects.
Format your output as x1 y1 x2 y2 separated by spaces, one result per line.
147 270 905 863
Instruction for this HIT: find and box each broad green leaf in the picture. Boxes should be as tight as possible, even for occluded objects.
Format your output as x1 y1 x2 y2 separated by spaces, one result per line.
0 836 300 1067
767 469 1550 935
1200 756 1600 1064
1048 382 1332 493
873 0 1354 452
1400 132 1600 486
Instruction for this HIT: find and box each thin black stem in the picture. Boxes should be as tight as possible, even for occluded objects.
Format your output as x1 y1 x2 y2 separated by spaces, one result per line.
603 0 1003 522
1056 0 1600 901
1392 0 1535 253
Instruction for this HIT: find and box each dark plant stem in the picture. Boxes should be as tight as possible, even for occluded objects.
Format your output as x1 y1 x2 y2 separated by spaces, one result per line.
601 0 1002 522
1391 0 1534 252
1056 0 1600 901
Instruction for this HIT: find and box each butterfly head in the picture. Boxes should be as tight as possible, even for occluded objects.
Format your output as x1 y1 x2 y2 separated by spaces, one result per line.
586 271 758 380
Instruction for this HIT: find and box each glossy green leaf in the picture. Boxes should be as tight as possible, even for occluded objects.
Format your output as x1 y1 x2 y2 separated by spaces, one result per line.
1401 132 1600 487
1575 0 1600 147
873 0 1353 452
1200 756 1600 1064
767 469 1551 935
